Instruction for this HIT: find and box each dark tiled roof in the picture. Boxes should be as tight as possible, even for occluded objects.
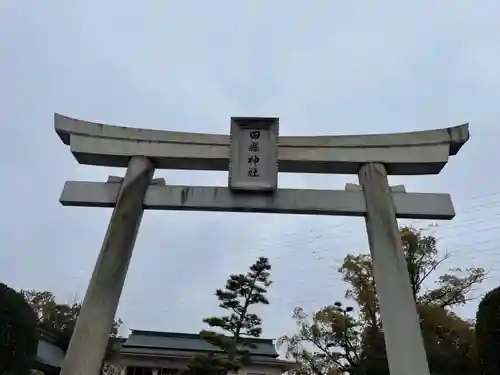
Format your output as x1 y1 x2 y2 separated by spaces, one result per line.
122 330 279 358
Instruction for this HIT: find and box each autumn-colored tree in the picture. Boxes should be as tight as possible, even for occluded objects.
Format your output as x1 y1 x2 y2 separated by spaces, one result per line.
279 226 485 375
277 302 360 375
21 290 122 350
185 257 272 375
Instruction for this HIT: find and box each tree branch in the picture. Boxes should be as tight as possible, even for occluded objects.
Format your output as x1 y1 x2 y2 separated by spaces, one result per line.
417 252 450 291
308 337 349 372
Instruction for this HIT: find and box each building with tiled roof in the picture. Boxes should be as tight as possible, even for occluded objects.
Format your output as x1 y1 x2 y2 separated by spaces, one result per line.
35 329 297 375
105 330 297 375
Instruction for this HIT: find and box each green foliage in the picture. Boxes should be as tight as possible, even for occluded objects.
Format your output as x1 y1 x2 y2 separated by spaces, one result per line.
475 286 500 375
0 283 39 375
419 304 477 374
279 227 485 375
185 257 272 375
21 290 122 350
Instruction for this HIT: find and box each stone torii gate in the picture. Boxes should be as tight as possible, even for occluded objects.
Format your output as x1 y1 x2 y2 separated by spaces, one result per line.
54 113 469 375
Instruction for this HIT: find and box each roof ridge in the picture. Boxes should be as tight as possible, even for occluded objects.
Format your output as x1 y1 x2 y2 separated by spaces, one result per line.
129 330 275 343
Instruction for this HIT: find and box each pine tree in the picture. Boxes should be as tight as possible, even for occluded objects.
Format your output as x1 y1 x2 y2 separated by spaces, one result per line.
186 257 272 375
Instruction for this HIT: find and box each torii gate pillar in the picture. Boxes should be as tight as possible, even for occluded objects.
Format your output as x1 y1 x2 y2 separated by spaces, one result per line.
61 156 154 375
359 163 430 375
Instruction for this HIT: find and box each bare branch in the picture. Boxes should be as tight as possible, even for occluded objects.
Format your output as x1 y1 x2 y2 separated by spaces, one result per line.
417 251 450 290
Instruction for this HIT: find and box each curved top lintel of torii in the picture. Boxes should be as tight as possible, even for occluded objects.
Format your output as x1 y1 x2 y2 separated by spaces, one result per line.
54 113 470 175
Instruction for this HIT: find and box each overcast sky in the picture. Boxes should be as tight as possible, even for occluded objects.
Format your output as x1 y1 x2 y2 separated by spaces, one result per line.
1 0 500 341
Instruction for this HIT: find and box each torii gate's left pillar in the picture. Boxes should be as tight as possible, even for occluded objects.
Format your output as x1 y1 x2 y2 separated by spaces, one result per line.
59 156 154 375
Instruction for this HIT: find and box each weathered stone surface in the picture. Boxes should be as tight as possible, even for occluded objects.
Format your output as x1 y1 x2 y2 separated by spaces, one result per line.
59 156 154 375
59 181 456 219
345 182 406 192
55 113 469 175
229 117 279 191
359 163 430 375
107 176 166 185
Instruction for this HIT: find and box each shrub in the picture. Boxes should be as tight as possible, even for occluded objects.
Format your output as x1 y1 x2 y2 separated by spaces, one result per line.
0 283 39 375
475 286 500 375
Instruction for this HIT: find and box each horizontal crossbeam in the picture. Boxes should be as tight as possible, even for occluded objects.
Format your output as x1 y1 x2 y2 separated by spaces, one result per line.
54 114 469 175
60 181 455 219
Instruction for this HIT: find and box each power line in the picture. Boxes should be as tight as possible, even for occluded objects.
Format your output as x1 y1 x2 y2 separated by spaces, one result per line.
143 189 500 264
145 189 500 314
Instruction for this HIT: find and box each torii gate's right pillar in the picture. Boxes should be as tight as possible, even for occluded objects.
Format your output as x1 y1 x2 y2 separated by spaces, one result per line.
359 162 429 375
